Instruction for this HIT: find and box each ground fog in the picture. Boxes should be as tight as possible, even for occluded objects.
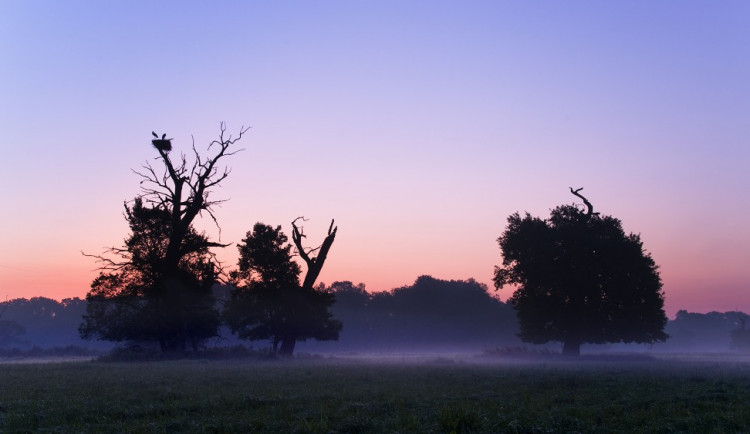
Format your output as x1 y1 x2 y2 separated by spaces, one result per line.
2 353 750 433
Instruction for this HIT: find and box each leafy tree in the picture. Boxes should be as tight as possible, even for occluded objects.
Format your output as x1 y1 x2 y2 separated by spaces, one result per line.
80 124 246 351
494 188 668 355
80 200 220 350
224 222 341 357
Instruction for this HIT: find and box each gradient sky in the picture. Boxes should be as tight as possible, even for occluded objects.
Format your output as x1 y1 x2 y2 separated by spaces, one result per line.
1 1 748 318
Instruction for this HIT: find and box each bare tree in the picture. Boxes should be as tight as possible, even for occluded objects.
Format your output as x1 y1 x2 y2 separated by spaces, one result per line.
136 122 248 273
81 123 248 352
90 123 248 273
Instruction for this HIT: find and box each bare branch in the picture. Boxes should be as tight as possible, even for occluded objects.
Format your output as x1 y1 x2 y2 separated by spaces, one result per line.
88 124 247 278
569 187 599 221
292 217 312 265
82 249 131 271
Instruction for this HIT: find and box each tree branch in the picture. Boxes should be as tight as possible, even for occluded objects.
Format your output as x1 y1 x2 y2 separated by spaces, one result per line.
569 187 599 221
90 124 247 277
291 217 338 290
291 217 312 266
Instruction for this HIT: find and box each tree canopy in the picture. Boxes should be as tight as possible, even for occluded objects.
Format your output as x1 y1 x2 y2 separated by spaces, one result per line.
223 222 341 357
80 198 221 350
494 188 668 355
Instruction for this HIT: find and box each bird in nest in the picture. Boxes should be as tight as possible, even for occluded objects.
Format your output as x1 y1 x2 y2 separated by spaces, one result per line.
151 131 172 152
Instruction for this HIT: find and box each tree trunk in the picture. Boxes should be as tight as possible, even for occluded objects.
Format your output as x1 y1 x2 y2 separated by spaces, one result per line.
291 218 337 291
278 337 296 358
562 339 581 356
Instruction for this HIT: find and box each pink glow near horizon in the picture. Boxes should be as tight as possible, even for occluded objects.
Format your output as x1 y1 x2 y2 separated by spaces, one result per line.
1 2 749 320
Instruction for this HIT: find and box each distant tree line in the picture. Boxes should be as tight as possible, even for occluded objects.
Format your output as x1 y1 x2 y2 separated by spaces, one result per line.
79 125 343 357
299 276 520 352
0 297 110 350
665 310 750 352
3 295 750 355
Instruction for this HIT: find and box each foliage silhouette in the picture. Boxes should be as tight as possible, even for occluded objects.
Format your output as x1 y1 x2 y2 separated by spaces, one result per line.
304 276 519 352
81 124 246 352
661 310 750 352
80 199 220 350
223 223 341 357
0 302 25 347
3 295 748 354
494 188 668 355
0 297 104 350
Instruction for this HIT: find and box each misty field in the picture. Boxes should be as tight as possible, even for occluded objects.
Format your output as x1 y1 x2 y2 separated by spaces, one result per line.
2 355 750 433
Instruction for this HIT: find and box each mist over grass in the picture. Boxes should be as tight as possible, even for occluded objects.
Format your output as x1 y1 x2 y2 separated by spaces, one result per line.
2 355 750 432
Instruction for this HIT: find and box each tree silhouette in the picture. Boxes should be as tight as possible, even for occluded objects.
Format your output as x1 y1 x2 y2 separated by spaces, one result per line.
80 124 247 352
2 297 99 349
494 188 668 355
80 199 221 350
729 312 750 351
300 277 520 353
224 222 341 357
0 302 26 347
664 310 745 351
370 276 518 350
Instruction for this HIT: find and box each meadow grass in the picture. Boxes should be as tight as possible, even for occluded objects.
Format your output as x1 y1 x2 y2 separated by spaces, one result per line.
1 354 750 433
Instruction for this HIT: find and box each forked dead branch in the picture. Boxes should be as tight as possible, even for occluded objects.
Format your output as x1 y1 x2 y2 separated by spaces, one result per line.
291 217 338 290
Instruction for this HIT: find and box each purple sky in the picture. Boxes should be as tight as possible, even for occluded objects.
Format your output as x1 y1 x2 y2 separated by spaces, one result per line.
1 1 749 317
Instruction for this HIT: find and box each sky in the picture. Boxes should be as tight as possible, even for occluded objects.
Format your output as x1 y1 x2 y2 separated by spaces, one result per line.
1 1 748 318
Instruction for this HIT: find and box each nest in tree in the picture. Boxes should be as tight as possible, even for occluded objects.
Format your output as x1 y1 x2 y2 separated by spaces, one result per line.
152 139 172 152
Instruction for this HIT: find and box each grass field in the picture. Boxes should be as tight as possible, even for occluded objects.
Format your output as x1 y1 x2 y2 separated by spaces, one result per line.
1 354 750 433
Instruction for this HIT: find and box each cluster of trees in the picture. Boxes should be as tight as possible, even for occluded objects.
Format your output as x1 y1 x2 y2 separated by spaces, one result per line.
300 276 520 352
223 222 341 357
0 297 110 350
1 279 517 353
79 125 340 357
71 125 673 358
665 310 750 352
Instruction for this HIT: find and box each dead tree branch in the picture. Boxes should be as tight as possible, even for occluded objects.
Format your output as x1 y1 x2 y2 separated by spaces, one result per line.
83 124 247 274
291 217 338 290
569 187 600 221
141 123 248 270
